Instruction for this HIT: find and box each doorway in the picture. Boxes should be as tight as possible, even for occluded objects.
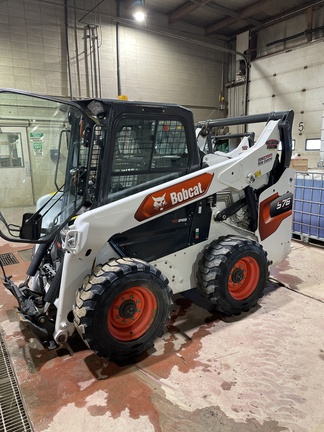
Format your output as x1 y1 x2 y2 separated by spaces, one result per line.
0 127 34 226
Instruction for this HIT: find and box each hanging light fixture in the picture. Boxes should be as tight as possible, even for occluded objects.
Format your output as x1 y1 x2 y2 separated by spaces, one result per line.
131 0 146 22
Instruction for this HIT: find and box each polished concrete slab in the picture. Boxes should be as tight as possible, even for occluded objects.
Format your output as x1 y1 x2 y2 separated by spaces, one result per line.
0 238 324 432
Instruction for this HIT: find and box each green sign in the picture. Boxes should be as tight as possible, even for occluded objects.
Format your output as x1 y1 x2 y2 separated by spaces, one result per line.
30 132 44 156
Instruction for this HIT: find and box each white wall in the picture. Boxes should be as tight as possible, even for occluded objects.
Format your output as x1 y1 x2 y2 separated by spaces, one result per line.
0 0 68 96
0 0 226 123
248 40 324 168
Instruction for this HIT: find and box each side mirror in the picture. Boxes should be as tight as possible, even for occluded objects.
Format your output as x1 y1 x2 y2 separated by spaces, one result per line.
20 213 42 240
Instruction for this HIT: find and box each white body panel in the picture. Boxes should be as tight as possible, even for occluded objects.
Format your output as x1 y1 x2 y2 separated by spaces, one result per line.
257 168 295 267
53 119 294 341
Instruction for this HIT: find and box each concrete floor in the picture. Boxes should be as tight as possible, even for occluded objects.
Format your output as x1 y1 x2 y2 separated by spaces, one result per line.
0 238 324 432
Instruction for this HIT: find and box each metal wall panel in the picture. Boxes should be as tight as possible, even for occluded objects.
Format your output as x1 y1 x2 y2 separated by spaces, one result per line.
248 41 324 168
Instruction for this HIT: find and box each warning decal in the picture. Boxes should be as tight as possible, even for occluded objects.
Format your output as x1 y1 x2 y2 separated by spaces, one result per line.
258 153 273 166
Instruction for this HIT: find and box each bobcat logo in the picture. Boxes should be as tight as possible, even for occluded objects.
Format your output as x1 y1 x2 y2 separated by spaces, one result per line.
152 193 167 211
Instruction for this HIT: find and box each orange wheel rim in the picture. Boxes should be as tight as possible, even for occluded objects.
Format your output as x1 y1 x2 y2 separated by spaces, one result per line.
108 286 157 341
228 257 260 301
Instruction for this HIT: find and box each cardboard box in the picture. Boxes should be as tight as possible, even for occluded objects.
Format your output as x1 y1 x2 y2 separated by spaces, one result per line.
290 158 308 171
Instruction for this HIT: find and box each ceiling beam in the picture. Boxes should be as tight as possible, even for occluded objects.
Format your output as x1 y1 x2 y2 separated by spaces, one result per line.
205 0 279 35
206 1 261 25
169 0 212 24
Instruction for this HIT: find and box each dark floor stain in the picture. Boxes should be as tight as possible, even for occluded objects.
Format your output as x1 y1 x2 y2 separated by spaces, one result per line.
154 398 289 432
221 381 236 391
270 272 304 290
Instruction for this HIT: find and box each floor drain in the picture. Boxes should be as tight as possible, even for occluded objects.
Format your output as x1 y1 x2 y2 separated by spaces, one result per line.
0 253 19 267
0 328 33 431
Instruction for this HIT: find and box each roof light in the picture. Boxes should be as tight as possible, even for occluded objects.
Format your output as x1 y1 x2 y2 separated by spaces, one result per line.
131 0 146 23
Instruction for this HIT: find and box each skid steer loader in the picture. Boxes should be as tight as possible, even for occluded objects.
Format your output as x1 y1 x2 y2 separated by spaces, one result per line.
0 89 294 363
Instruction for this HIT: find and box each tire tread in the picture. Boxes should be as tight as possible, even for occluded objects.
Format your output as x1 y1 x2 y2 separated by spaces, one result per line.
197 235 269 315
73 258 172 362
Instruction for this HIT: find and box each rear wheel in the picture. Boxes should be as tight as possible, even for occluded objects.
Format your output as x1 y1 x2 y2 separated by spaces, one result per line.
73 258 172 363
197 236 269 315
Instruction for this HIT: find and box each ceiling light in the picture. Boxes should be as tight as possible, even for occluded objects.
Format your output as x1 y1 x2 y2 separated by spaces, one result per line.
131 0 146 23
133 10 146 22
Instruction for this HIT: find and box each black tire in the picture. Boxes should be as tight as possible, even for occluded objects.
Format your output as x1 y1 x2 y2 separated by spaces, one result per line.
196 236 269 315
73 257 172 363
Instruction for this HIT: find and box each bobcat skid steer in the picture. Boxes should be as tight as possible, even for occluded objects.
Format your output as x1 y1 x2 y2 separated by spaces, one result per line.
0 89 294 363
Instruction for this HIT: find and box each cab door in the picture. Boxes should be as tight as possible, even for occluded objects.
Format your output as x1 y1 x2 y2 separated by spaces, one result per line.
0 127 34 210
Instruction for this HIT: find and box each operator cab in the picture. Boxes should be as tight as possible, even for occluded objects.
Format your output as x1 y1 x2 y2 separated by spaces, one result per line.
0 89 200 243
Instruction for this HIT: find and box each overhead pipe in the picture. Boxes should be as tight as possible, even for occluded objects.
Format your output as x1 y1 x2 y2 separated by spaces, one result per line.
90 26 98 97
253 0 324 32
116 0 122 96
78 0 106 23
91 25 102 98
73 0 81 97
267 24 324 47
64 0 73 99
86 25 95 97
83 26 90 96
86 24 102 98
96 26 102 98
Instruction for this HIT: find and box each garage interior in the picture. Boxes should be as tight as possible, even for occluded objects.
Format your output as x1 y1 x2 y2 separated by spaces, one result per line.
0 1 324 431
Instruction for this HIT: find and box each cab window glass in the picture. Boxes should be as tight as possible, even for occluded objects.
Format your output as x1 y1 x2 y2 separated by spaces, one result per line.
109 118 189 201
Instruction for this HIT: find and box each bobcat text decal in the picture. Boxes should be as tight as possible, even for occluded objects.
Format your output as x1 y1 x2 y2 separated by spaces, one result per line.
135 173 214 222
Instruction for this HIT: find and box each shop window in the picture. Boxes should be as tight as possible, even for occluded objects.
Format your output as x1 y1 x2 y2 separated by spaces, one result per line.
0 133 24 167
305 139 321 151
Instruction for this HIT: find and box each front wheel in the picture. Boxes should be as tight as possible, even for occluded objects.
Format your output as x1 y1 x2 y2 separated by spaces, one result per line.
196 236 269 315
73 258 172 363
